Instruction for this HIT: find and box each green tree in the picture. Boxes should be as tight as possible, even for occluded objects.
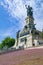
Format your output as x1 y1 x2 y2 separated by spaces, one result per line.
2 37 15 48
0 44 3 49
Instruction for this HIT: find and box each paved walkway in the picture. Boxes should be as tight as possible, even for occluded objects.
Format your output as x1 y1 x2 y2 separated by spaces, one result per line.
0 46 43 65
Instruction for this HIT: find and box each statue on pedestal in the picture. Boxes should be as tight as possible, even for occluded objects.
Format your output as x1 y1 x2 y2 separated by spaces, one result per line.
25 5 33 17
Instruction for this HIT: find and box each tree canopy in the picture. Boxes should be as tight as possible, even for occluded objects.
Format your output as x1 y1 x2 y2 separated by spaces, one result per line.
1 37 15 48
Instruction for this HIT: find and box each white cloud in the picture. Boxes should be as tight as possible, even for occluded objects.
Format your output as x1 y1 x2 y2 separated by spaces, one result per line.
0 0 26 19
0 0 27 29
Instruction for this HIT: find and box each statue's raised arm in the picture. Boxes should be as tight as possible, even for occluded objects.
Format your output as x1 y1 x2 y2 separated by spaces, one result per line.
25 5 33 17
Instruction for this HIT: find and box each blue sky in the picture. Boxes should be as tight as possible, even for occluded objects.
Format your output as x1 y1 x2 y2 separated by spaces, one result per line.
0 0 43 42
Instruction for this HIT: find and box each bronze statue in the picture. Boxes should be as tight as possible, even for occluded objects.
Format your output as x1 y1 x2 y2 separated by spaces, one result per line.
25 5 33 17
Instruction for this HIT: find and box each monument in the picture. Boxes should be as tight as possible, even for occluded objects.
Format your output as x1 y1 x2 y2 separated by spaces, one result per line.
13 5 43 49
25 5 33 17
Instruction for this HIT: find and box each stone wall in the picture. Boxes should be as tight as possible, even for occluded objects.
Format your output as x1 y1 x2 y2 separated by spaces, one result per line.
18 34 33 48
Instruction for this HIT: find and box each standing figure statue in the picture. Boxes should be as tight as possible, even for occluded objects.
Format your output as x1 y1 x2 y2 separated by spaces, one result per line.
25 5 33 17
